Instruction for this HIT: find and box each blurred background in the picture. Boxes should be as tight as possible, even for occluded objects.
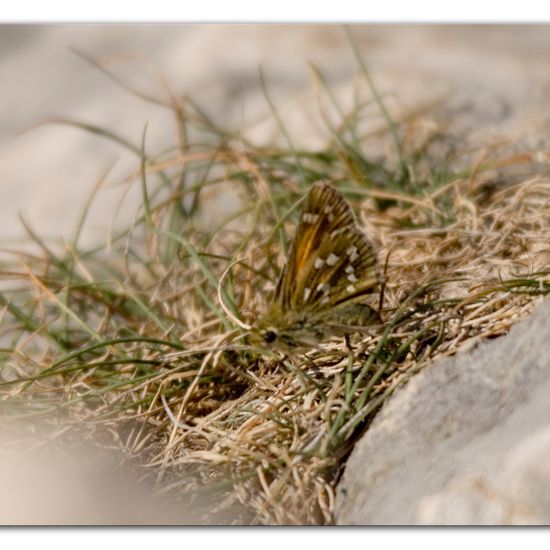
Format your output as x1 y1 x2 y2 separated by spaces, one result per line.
2 24 550 249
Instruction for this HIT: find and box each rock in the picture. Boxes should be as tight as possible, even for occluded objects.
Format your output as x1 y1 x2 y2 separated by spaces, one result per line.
3 26 550 248
335 297 550 525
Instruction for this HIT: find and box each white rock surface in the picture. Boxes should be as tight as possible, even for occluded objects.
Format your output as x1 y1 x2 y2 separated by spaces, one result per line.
335 298 550 525
3 25 550 249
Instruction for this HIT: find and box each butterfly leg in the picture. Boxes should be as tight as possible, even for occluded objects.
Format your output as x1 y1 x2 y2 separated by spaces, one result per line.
344 334 354 354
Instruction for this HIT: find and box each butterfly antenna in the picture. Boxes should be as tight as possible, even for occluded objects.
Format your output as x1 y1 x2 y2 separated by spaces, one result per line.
217 257 252 331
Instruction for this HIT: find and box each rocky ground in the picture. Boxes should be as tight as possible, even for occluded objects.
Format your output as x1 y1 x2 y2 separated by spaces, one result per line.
1 24 549 524
336 297 550 525
3 25 550 247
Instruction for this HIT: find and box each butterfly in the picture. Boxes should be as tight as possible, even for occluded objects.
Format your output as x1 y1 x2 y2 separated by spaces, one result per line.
250 182 381 352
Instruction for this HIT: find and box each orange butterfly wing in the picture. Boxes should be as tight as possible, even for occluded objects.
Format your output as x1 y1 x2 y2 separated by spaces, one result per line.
274 183 379 313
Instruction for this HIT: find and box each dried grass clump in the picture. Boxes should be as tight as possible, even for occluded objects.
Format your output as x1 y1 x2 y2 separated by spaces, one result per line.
1 50 549 525
154 169 550 525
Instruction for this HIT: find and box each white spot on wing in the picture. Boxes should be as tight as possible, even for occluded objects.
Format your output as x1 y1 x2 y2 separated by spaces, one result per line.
326 253 339 266
314 257 324 269
316 282 330 293
346 284 357 293
303 287 311 301
347 273 358 283
302 213 319 224
347 245 359 262
345 265 355 274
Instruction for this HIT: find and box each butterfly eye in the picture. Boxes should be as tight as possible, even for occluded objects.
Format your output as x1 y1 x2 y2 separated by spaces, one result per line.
263 330 277 343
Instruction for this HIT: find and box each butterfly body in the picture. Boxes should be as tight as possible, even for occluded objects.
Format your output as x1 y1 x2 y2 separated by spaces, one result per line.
252 302 380 352
251 182 381 352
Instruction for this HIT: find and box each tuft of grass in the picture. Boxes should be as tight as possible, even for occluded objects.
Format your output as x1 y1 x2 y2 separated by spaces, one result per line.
1 40 550 524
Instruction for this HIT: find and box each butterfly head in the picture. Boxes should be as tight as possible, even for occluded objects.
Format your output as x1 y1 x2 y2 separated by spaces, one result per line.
249 305 325 353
